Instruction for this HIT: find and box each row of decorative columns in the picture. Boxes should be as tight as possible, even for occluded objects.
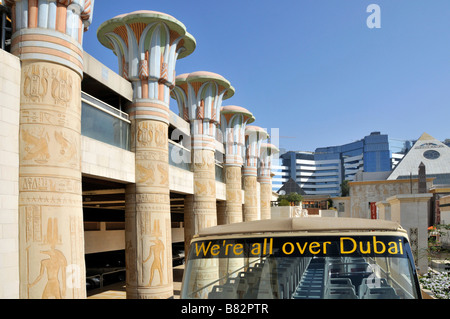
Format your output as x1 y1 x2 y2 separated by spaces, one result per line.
7 2 279 298
98 11 280 299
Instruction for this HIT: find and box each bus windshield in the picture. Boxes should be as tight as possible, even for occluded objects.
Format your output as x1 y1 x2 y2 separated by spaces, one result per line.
181 234 421 299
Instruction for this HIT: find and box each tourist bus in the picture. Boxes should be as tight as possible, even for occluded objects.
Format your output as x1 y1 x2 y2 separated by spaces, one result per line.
180 217 422 299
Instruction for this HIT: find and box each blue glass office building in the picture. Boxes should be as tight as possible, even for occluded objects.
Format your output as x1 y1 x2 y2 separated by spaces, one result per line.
275 132 392 196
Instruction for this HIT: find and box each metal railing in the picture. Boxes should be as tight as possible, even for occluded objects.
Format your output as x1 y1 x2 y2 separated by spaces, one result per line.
168 140 192 171
81 91 131 151
215 163 224 182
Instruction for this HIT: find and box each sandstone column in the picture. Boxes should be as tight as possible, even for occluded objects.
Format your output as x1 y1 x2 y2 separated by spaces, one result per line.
171 72 234 254
243 126 268 222
220 105 255 224
6 0 94 299
97 10 195 299
259 143 279 220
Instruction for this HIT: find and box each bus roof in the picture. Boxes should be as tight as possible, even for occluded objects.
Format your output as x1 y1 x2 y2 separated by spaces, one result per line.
195 217 405 238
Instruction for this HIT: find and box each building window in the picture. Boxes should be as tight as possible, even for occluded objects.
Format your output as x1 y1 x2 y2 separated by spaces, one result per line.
423 150 440 160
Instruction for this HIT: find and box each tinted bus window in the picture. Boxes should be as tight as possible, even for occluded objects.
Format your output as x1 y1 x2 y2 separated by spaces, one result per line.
181 235 420 299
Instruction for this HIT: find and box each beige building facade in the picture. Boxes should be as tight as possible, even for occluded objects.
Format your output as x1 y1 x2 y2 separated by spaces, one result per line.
349 178 434 220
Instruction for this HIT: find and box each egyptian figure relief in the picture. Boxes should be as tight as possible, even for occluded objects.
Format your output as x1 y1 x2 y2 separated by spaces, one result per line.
51 69 73 107
23 63 76 108
136 120 167 149
19 61 84 299
193 150 215 170
20 126 79 169
134 119 169 189
193 150 216 198
244 177 257 207
129 118 171 291
20 63 80 169
21 128 50 164
140 219 167 287
23 212 79 299
23 65 49 103
136 163 155 185
137 121 153 147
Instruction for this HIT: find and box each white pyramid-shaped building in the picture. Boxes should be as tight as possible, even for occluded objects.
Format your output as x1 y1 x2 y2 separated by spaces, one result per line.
388 132 450 185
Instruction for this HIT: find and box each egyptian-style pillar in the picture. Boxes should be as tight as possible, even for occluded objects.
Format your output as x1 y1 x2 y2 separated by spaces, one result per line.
171 72 234 253
259 143 279 220
97 10 195 299
243 126 268 222
219 105 255 225
6 0 94 299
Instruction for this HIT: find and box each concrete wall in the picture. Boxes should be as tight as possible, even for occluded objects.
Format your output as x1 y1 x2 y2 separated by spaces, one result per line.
83 52 133 102
331 197 351 218
169 165 193 194
0 50 20 299
84 223 186 253
84 222 125 254
271 206 293 219
350 178 433 219
271 206 339 218
321 210 338 217
81 136 135 183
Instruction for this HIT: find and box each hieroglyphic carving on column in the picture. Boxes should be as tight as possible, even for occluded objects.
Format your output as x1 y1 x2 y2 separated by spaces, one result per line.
171 72 234 254
224 166 243 224
125 117 172 299
243 175 258 221
243 126 268 221
220 105 254 224
98 10 196 299
192 150 217 237
6 0 95 299
258 143 279 220
259 183 273 220
18 61 85 299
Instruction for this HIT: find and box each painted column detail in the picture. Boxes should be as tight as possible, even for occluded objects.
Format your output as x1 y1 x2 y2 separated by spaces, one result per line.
172 72 234 252
243 126 268 221
6 0 94 299
220 105 255 224
98 10 195 299
259 143 279 220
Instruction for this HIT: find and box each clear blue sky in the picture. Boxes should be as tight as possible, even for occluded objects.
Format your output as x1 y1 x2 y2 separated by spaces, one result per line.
83 0 450 152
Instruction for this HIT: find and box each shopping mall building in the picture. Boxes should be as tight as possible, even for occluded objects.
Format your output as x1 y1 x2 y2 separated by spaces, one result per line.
0 1 279 299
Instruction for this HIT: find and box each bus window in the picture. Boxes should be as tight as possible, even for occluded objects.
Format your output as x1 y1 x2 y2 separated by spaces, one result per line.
181 230 421 299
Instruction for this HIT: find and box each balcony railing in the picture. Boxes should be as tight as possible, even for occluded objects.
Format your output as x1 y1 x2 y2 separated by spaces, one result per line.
169 140 191 171
81 92 131 151
81 91 229 176
215 163 224 182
